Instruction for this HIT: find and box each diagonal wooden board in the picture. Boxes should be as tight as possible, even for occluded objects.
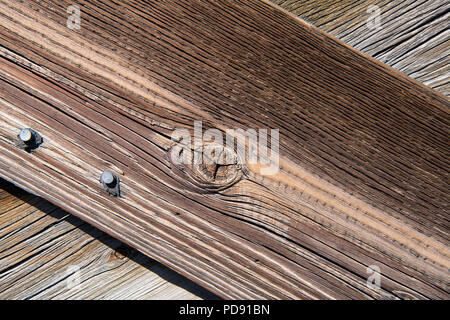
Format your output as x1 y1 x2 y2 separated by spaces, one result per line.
0 0 448 300
0 0 448 299
0 1 447 300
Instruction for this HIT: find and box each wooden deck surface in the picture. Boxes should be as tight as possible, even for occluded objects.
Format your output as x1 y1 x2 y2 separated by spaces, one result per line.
275 0 449 96
0 179 217 299
0 0 448 299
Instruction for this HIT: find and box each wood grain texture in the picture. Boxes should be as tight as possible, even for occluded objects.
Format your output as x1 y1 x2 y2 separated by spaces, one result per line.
2 0 448 300
273 0 449 96
0 179 217 299
0 0 448 299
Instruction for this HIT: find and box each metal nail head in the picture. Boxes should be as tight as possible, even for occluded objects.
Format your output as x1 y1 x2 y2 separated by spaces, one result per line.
19 129 33 142
100 170 120 197
18 128 43 151
101 171 116 186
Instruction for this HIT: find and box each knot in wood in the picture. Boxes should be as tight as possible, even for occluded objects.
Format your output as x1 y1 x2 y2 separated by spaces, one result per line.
170 143 243 193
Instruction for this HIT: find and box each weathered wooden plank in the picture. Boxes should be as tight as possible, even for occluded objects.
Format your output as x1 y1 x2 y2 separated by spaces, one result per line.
2 0 448 300
273 0 449 95
0 179 217 299
0 0 448 299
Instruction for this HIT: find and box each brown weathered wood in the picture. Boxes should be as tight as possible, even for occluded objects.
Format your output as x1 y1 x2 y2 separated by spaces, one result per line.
0 0 448 299
1 0 448 300
0 179 217 299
